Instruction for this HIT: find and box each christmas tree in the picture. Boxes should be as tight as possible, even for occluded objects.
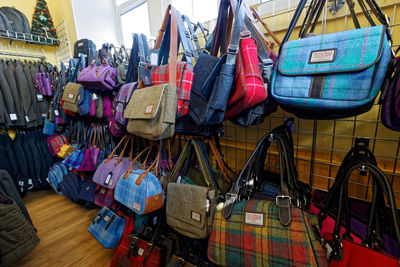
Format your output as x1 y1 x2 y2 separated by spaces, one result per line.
31 0 58 41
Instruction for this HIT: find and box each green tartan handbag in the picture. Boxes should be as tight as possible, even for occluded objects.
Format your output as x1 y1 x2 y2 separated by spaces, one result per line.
208 121 328 266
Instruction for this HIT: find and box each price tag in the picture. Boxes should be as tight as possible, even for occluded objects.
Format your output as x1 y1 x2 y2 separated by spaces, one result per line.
36 94 43 101
54 110 60 116
25 116 30 122
10 113 17 121
68 93 74 99
41 113 47 118
149 51 159 67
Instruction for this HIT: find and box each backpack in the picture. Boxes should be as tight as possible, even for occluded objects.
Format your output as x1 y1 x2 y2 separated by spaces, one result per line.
74 39 97 66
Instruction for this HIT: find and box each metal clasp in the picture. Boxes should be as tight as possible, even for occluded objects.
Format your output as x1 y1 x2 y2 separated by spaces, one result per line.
276 195 292 206
227 45 239 55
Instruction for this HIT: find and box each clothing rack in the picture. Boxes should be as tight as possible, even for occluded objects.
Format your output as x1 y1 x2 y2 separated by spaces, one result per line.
0 43 46 59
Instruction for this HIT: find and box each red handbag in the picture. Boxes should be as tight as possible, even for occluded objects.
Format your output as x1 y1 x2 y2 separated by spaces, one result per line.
150 5 194 118
110 217 165 267
111 216 136 267
224 33 267 119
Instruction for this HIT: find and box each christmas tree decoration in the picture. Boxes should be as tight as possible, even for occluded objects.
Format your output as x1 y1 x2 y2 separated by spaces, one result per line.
31 0 57 40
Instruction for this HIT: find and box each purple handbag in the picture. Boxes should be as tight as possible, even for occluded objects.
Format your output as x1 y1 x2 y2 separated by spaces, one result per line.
115 82 137 125
34 72 52 96
381 57 400 131
103 94 113 118
109 119 126 137
93 135 132 189
77 61 118 90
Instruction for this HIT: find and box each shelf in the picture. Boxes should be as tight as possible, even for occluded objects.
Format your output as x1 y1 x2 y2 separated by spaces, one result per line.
0 30 61 46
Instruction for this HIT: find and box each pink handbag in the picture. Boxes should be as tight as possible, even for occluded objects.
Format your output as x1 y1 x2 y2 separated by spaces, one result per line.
77 52 118 90
93 135 132 189
34 72 52 96
109 119 126 137
103 94 113 118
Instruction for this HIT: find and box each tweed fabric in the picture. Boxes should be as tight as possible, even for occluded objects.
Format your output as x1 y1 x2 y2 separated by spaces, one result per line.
208 200 328 267
94 186 115 207
150 62 194 118
93 157 131 189
114 169 164 215
271 26 391 112
47 134 68 157
125 84 177 140
115 82 136 125
88 207 126 248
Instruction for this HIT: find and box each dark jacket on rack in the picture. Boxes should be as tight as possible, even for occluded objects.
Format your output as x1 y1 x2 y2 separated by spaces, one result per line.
23 61 42 125
0 188 39 267
0 60 19 127
14 60 38 128
3 60 25 126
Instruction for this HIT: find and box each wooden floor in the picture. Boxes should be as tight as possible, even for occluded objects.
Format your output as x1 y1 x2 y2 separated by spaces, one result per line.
16 190 115 267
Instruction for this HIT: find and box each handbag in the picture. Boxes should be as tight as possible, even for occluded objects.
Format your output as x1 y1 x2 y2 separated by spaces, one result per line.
94 185 115 207
78 90 91 116
47 134 68 157
381 56 400 131
61 82 84 115
103 94 113 118
110 215 136 267
115 145 164 215
62 146 85 169
208 121 327 266
43 116 56 135
96 94 104 118
188 0 246 126
57 144 77 159
77 50 118 90
48 162 68 195
320 161 400 266
59 171 82 203
88 206 127 248
78 181 97 203
115 82 137 126
34 72 52 96
271 0 392 119
166 139 220 239
150 5 194 118
93 135 132 189
110 118 127 137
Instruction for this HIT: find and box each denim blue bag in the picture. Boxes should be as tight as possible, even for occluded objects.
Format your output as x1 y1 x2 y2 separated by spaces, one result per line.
48 162 68 195
88 207 126 248
78 90 91 116
271 0 392 119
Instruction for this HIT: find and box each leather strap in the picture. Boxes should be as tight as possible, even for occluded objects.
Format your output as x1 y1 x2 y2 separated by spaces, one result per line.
209 138 231 182
250 7 281 47
197 22 209 43
225 0 246 66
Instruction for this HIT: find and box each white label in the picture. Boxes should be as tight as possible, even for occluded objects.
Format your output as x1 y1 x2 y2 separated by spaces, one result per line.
10 113 17 121
78 42 84 47
138 248 144 256
25 116 30 122
37 94 43 101
150 53 158 66
104 215 111 222
41 113 47 118
145 105 154 114
191 211 201 222
133 202 141 211
19 181 24 186
310 49 336 63
92 93 98 100
245 212 264 226
176 176 182 183
68 93 74 99
54 110 60 116
46 177 50 183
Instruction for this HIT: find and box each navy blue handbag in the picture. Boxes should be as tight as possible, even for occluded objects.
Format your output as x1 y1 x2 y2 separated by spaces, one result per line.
59 172 81 203
78 90 91 116
78 181 97 203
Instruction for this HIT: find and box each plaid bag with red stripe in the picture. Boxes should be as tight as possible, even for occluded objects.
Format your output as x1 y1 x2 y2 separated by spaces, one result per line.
150 62 194 118
208 200 328 267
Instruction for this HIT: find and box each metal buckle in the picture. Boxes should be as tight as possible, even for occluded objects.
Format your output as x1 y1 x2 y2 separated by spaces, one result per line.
262 58 273 67
276 195 292 206
138 62 147 69
240 30 251 39
227 45 239 55
225 193 238 201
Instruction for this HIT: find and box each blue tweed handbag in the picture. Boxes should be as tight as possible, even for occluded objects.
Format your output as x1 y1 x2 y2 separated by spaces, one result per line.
271 0 392 119
88 207 126 248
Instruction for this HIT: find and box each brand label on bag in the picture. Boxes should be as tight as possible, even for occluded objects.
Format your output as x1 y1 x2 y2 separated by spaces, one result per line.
133 202 141 211
191 211 201 222
145 105 154 114
150 52 158 67
68 93 74 99
309 49 336 64
138 248 144 256
37 94 43 101
104 215 111 222
245 212 264 226
10 113 17 121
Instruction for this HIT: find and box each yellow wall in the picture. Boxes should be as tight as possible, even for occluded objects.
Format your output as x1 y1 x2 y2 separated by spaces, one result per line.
0 0 76 65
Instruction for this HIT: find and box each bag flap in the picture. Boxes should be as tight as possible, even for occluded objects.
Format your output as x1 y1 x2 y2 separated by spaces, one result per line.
124 84 167 120
62 83 83 104
167 182 208 230
278 26 386 76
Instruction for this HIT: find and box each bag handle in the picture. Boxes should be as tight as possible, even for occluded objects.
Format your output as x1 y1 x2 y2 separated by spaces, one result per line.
208 138 232 182
196 22 209 43
250 7 281 48
182 14 202 60
123 144 154 180
153 5 177 87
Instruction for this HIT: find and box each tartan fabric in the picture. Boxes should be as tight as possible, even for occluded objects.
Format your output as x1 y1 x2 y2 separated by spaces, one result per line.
62 148 85 169
271 26 392 111
47 134 68 157
48 162 68 195
150 62 194 117
115 82 136 125
94 185 115 207
208 200 328 267
114 169 164 215
225 37 267 119
88 207 126 248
